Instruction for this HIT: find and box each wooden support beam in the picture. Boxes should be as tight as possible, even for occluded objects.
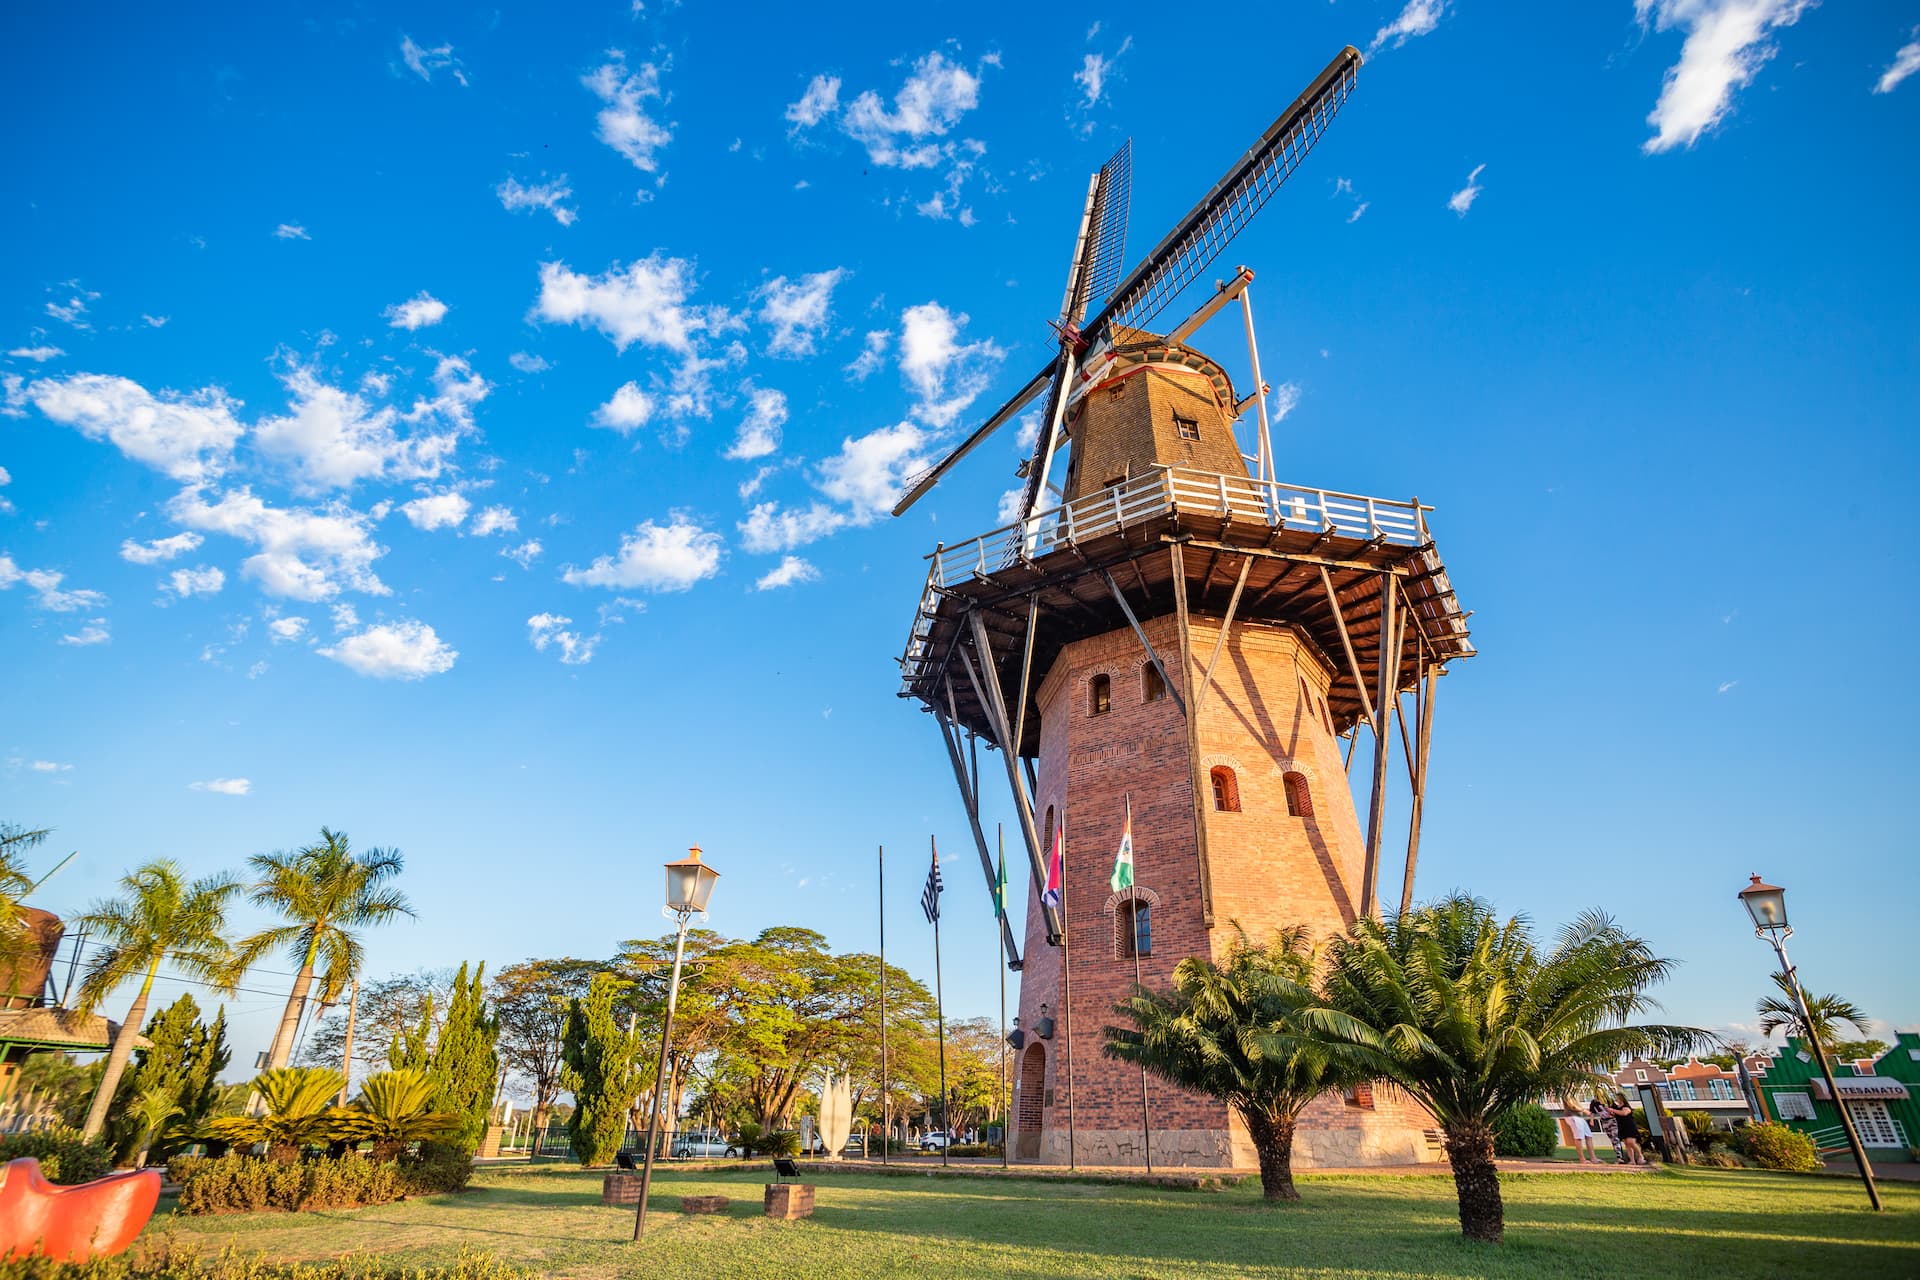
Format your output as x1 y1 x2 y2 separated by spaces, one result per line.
1193 556 1253 718
1400 657 1437 917
1344 728 1360 775
1162 535 1413 577
933 702 1022 967
1318 567 1378 729
1011 594 1039 755
962 610 1063 944
1100 569 1186 717
1170 544 1217 928
1361 571 1397 918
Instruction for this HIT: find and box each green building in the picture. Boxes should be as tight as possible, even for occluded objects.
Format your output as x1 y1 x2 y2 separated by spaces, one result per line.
1750 1029 1920 1162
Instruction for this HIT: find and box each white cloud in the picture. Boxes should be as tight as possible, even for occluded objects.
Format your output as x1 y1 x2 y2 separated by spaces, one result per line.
1368 0 1448 55
498 175 579 226
532 255 714 355
593 382 655 434
29 760 71 773
1348 201 1370 223
584 53 672 175
1072 41 1131 110
268 615 309 642
166 565 226 598
1637 0 1812 154
1876 28 1920 94
1717 680 1738 694
846 330 890 382
143 314 168 328
167 486 388 602
30 373 244 481
755 556 818 590
384 292 449 330
897 302 1004 426
330 602 358 631
842 52 981 169
737 501 848 553
7 346 63 362
1447 163 1486 216
120 531 204 564
509 352 551 374
0 553 109 612
320 619 457 679
563 516 723 591
251 366 463 493
400 35 467 86
756 269 847 358
816 420 932 520
786 74 841 129
60 620 110 646
401 491 470 530
45 287 96 329
274 223 310 240
501 538 543 568
189 777 250 795
725 385 788 461
471 505 517 536
527 612 598 664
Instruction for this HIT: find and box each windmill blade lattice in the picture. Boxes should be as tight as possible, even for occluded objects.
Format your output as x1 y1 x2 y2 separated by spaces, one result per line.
1073 140 1133 323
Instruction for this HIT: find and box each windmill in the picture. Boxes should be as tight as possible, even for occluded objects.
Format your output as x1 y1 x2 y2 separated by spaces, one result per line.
893 45 1476 1169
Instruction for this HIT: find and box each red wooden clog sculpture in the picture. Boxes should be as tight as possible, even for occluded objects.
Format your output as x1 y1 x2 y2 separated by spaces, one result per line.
0 1157 160 1262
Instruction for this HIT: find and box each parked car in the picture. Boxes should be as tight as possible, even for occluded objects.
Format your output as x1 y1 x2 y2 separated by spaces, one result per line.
918 1132 951 1151
671 1132 739 1159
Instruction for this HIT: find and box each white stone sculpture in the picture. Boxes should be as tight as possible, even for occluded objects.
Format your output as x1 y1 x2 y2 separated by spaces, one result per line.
818 1072 853 1159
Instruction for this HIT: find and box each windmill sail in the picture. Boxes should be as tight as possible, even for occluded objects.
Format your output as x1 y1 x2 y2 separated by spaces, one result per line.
890 45 1360 520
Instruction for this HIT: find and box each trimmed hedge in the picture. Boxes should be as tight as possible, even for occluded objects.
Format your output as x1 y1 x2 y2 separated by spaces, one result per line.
170 1154 404 1215
0 1241 527 1279
0 1127 113 1185
1736 1122 1822 1173
1491 1104 1559 1158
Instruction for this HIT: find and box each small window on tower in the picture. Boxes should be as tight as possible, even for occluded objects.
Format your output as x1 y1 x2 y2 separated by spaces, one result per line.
1210 766 1241 812
1283 771 1314 819
1117 899 1153 959
1143 663 1166 702
1090 673 1112 716
1174 414 1200 441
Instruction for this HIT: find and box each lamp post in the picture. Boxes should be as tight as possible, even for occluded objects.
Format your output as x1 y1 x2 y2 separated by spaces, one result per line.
1737 874 1880 1212
633 846 720 1241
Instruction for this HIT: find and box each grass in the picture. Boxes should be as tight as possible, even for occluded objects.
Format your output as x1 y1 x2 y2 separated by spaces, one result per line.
139 1162 1920 1280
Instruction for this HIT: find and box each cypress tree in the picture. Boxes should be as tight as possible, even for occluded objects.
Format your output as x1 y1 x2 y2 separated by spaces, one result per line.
429 961 500 1154
560 971 646 1166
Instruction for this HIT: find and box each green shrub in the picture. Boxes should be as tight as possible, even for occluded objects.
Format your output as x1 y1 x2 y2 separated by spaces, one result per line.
945 1142 1002 1158
399 1146 474 1195
1678 1111 1721 1151
1697 1149 1749 1168
1491 1104 1559 1158
1736 1122 1821 1173
169 1153 403 1214
764 1130 802 1157
0 1238 529 1278
0 1126 113 1185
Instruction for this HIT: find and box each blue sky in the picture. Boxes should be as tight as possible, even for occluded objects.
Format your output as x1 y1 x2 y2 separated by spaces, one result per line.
3 1 1916 1080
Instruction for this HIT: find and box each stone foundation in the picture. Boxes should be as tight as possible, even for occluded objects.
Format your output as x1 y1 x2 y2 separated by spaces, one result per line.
763 1182 815 1220
600 1174 640 1206
680 1194 730 1214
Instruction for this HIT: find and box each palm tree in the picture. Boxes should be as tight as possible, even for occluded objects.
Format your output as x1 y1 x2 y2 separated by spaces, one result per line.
129 1084 183 1169
343 1068 460 1161
1306 896 1707 1244
72 861 241 1140
239 828 413 1073
201 1067 347 1162
1104 925 1370 1202
1756 971 1872 1046
0 823 50 966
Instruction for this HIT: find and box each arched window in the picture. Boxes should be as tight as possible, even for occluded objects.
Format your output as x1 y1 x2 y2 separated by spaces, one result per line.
1320 695 1333 733
1090 673 1112 715
1044 805 1056 856
1210 766 1240 813
1298 675 1311 710
1283 771 1314 819
1142 663 1166 702
1116 898 1152 959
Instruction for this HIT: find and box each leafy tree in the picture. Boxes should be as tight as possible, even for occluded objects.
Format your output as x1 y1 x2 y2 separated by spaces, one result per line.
201 1067 347 1162
72 861 242 1139
106 994 231 1164
300 969 453 1077
239 827 414 1073
1757 971 1873 1047
560 971 646 1166
0 822 49 967
1107 925 1369 1202
1829 1038 1891 1063
490 958 596 1143
11 1053 103 1129
342 1068 460 1161
391 961 499 1155
1309 897 1706 1243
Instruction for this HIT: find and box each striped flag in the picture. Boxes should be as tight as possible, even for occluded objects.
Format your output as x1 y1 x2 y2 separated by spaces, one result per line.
1110 796 1135 893
1041 818 1064 912
993 843 1008 920
921 846 943 924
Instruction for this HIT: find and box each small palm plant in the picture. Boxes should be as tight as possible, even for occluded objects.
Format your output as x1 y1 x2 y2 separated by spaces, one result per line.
202 1067 347 1162
1306 896 1707 1243
1756 971 1871 1046
129 1085 183 1169
343 1069 460 1162
1104 925 1370 1202
72 861 242 1139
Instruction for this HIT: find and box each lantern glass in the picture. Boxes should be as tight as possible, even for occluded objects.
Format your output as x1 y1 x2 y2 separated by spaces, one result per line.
1738 875 1788 933
664 847 720 913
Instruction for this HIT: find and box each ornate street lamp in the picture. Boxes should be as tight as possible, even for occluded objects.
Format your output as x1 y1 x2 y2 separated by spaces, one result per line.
1737 874 1880 1211
634 847 720 1241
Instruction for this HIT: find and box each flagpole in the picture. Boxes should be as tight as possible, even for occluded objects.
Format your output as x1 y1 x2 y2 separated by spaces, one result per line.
1125 796 1153 1173
931 834 949 1169
997 824 1009 1171
878 843 889 1167
1061 814 1077 1171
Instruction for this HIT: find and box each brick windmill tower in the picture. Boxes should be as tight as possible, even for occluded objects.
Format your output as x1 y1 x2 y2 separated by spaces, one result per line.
893 46 1474 1168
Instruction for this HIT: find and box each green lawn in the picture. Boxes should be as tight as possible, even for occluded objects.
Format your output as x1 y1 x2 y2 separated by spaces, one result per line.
141 1162 1920 1280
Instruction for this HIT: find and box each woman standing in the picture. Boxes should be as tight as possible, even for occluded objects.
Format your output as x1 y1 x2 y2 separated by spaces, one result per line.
1565 1104 1598 1163
1588 1097 1622 1163
1607 1096 1650 1166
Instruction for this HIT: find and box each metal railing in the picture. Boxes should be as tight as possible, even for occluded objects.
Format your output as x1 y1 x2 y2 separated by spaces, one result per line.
1807 1118 1908 1152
